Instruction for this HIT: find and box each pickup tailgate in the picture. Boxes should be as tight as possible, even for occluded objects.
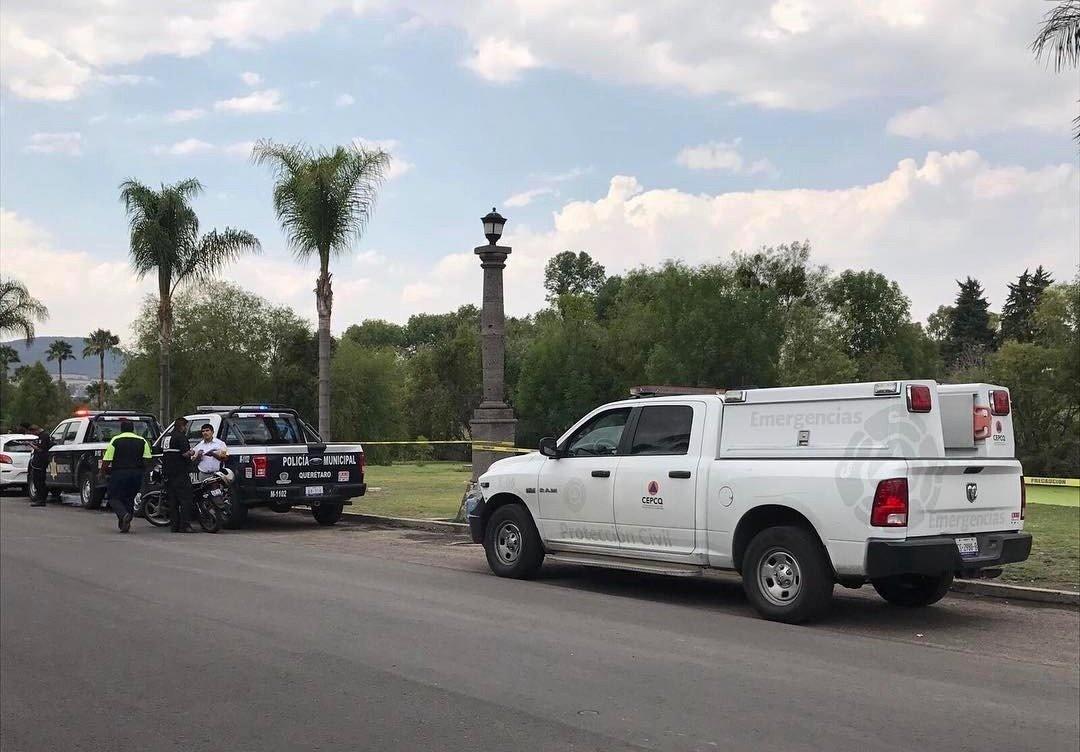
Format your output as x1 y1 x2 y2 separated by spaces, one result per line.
905 459 1023 537
236 445 365 501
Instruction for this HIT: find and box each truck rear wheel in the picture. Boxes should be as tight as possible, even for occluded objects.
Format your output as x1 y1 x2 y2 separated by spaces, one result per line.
742 526 834 624
483 504 544 579
222 495 248 529
79 472 104 510
312 501 343 526
872 573 953 607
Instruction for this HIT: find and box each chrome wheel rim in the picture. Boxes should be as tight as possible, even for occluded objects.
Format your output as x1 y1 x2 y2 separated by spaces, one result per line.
757 547 802 606
494 520 523 565
81 477 92 504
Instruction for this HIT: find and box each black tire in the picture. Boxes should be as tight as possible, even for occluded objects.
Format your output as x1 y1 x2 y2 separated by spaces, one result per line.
48 489 62 502
742 525 834 624
872 572 953 607
26 474 43 501
79 472 104 510
196 498 220 533
312 501 343 526
139 490 171 527
222 493 248 529
483 504 544 579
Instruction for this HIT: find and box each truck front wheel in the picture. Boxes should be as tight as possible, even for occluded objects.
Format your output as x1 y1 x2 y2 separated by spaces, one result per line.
742 526 834 624
871 573 953 607
484 504 544 579
79 472 104 510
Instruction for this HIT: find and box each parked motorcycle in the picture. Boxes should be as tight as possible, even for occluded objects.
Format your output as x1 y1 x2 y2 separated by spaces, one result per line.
136 467 234 533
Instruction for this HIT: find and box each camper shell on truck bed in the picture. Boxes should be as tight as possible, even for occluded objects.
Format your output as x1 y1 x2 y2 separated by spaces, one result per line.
467 380 1031 623
149 405 366 528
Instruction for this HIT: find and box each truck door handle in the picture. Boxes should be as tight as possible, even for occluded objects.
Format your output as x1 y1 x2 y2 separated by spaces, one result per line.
591 470 611 478
669 471 691 479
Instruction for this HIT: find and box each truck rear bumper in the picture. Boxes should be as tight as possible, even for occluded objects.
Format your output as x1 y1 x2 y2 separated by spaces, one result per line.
866 531 1032 579
242 482 367 504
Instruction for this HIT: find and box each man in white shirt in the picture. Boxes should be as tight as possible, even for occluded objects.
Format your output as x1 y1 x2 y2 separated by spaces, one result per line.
192 424 229 477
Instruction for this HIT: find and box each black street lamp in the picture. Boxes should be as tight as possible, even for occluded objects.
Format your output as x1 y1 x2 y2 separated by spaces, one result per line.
481 208 506 245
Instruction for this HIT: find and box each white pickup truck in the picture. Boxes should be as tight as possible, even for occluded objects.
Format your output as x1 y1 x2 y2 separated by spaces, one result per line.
466 381 1032 623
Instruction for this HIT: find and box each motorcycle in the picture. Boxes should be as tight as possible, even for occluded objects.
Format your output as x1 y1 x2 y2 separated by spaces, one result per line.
136 467 235 533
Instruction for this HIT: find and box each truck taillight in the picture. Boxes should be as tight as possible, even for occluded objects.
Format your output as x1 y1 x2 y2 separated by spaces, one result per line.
989 389 1010 416
359 452 366 475
252 455 268 479
1020 476 1026 521
0 453 11 465
871 478 908 527
906 384 932 413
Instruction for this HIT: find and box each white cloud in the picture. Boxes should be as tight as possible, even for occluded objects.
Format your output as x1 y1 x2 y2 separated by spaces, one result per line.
222 140 256 158
0 2 1071 137
463 36 539 82
504 188 556 207
240 71 262 87
352 137 414 180
165 107 206 123
25 132 83 156
154 138 214 156
335 93 355 107
213 88 283 114
0 208 150 338
399 152 1080 321
676 139 776 176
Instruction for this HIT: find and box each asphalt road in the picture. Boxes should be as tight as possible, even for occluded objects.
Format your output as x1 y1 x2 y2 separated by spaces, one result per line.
2 497 1078 752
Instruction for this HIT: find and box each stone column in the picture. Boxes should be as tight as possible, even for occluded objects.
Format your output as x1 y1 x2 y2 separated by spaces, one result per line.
469 243 517 480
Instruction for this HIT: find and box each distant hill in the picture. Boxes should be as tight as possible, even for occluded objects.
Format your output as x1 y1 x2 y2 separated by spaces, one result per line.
1 337 126 380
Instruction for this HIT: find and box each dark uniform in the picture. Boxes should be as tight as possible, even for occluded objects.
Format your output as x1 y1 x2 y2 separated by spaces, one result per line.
162 430 194 532
102 430 152 530
29 429 52 506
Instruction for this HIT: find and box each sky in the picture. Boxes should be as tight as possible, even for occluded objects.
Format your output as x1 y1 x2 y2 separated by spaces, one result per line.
0 0 1077 341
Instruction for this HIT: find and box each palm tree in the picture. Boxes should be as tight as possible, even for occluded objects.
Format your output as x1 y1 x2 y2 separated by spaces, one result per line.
1033 0 1080 140
119 178 260 422
0 277 49 343
0 344 19 383
253 140 390 439
83 329 120 408
46 339 75 384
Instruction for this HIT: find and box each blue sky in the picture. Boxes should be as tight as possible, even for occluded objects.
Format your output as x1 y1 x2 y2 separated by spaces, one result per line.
1 1 1077 338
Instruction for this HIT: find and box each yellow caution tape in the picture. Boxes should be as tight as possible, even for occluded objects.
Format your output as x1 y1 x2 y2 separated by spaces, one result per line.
355 439 533 454
1025 477 1080 488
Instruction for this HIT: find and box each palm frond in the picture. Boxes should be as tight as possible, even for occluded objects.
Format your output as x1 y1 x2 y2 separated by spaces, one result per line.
0 277 49 343
176 228 263 289
1033 0 1080 71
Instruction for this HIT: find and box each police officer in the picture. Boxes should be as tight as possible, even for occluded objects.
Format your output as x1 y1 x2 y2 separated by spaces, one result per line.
101 419 152 533
162 417 196 533
27 423 52 507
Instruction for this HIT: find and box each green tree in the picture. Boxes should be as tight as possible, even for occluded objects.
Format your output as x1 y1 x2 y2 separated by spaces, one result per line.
343 319 406 350
824 270 910 361
543 251 607 302
944 277 995 367
734 241 827 309
999 267 1054 344
120 178 260 423
926 305 954 344
46 339 75 384
82 329 120 408
253 140 390 440
1034 0 1080 140
402 307 481 441
330 339 405 447
0 344 19 383
84 381 115 406
0 278 48 343
9 362 66 427
776 304 857 386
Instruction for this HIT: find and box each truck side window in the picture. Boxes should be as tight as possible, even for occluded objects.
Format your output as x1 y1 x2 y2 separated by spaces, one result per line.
564 408 631 457
629 406 693 456
51 423 69 444
63 422 81 445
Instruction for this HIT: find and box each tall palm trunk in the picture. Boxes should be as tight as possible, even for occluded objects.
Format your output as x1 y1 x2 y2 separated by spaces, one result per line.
315 265 333 440
158 287 172 423
98 353 106 407
58 360 64 385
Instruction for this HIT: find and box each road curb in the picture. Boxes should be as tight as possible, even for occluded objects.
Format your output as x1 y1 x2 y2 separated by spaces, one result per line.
951 579 1079 606
322 510 1079 605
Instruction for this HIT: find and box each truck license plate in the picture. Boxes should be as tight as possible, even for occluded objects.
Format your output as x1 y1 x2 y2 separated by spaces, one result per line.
305 486 324 497
956 536 979 557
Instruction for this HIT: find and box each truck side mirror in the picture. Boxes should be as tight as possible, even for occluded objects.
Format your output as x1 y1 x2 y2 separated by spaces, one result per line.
538 437 560 458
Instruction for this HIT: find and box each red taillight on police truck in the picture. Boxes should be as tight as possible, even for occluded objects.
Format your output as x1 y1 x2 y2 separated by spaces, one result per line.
989 389 1010 416
906 384 932 413
871 478 909 527
252 455 268 479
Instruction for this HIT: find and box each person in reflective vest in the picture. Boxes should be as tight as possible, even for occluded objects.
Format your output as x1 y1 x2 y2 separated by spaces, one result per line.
101 419 152 533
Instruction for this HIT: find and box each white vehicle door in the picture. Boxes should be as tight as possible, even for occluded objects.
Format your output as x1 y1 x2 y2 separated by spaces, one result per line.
613 403 702 556
536 406 631 549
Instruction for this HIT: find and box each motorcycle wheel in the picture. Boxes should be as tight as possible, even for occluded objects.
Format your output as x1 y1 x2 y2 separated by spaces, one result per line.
197 498 220 533
139 490 171 528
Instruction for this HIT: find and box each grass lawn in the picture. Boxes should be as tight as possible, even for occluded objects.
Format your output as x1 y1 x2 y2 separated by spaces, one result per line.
347 462 1079 591
1000 503 1080 592
1026 484 1080 508
350 461 470 519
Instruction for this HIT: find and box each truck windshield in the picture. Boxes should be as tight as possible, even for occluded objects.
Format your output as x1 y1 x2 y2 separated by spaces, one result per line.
225 414 304 446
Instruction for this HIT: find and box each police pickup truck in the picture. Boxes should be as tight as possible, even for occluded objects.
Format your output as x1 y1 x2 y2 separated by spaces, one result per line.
151 405 366 528
466 381 1032 624
34 410 163 507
